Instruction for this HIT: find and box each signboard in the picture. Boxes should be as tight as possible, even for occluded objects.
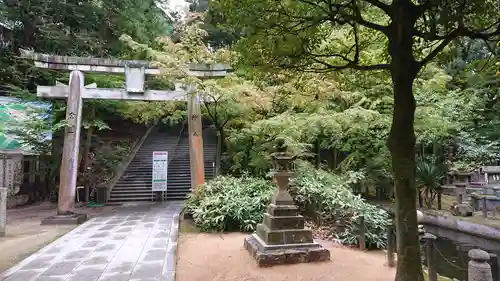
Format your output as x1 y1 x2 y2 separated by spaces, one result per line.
152 151 168 192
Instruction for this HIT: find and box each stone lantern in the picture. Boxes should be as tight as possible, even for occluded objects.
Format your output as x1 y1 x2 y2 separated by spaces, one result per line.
244 137 330 267
269 138 295 206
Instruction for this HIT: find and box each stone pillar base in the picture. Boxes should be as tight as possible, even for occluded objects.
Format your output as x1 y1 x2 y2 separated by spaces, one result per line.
41 213 88 225
244 233 330 267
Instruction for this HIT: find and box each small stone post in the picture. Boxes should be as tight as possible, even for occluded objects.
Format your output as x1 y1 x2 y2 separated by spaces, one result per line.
456 182 466 204
335 210 345 233
489 253 499 281
387 220 395 267
469 249 493 281
359 215 366 250
484 197 488 218
424 233 438 281
0 188 6 237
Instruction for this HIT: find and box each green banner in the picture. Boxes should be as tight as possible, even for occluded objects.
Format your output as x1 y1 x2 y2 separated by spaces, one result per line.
0 97 52 154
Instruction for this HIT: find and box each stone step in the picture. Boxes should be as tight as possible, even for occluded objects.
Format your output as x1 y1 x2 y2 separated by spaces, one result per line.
110 189 190 196
116 179 194 184
107 196 185 202
111 189 191 195
111 186 191 192
109 126 217 202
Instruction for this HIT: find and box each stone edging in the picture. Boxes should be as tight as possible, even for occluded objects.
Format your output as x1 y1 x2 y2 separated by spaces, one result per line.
421 211 500 241
164 212 180 280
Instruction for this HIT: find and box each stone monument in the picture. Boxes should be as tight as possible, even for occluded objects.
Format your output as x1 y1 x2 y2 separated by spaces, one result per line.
244 138 330 267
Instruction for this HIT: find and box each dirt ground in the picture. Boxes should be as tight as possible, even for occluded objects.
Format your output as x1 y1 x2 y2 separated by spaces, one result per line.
0 202 118 273
176 232 396 281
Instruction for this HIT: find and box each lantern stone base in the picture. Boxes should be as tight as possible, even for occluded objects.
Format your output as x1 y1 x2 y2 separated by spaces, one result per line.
244 203 330 267
244 234 330 267
41 213 88 225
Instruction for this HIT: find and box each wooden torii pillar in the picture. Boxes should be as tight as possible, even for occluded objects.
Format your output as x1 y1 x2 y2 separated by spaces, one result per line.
21 51 230 224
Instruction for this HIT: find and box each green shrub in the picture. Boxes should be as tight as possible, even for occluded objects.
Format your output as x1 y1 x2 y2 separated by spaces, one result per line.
290 161 389 249
186 175 274 232
185 161 389 249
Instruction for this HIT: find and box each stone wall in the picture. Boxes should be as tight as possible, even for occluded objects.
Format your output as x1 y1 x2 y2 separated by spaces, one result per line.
6 194 28 209
421 211 500 242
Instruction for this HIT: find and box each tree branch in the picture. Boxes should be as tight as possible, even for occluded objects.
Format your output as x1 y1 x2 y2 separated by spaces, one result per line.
280 58 389 72
417 31 457 68
337 10 389 34
296 0 389 34
416 18 500 68
414 0 433 18
363 0 391 16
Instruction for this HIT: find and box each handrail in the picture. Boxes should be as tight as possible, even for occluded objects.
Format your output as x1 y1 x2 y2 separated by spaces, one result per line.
106 125 154 200
153 121 186 201
168 121 187 165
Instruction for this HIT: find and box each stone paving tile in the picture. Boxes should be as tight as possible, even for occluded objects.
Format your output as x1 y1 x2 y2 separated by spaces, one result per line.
81 256 112 267
0 202 183 281
21 257 54 270
97 274 132 281
64 250 92 260
34 276 68 281
140 249 167 262
129 263 163 280
66 267 104 281
35 276 68 281
42 261 81 276
2 270 41 281
149 239 168 249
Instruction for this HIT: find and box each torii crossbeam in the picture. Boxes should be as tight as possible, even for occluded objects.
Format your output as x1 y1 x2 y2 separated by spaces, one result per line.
21 50 231 225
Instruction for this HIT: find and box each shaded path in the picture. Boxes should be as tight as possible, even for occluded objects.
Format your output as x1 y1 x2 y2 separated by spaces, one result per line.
0 202 183 281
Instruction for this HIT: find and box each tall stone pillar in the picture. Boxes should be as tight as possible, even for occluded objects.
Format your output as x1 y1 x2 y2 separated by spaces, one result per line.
244 138 330 267
41 71 87 225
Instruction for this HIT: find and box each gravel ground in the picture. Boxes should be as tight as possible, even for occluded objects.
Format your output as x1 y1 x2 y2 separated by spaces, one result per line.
176 232 396 281
0 201 118 273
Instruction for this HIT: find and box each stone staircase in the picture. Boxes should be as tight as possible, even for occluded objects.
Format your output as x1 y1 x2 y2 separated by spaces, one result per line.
108 123 217 202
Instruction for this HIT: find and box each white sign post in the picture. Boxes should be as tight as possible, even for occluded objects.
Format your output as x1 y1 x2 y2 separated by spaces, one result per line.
152 151 168 201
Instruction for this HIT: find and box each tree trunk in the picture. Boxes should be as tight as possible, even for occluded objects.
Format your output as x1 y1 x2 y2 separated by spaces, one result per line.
80 105 96 202
331 148 337 170
437 192 442 210
387 3 423 280
418 189 423 208
388 74 423 281
314 139 320 169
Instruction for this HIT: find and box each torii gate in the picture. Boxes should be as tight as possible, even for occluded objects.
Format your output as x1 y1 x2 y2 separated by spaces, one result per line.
20 50 230 224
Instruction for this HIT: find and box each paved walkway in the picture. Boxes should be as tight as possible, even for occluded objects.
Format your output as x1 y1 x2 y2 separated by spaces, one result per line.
0 202 183 281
